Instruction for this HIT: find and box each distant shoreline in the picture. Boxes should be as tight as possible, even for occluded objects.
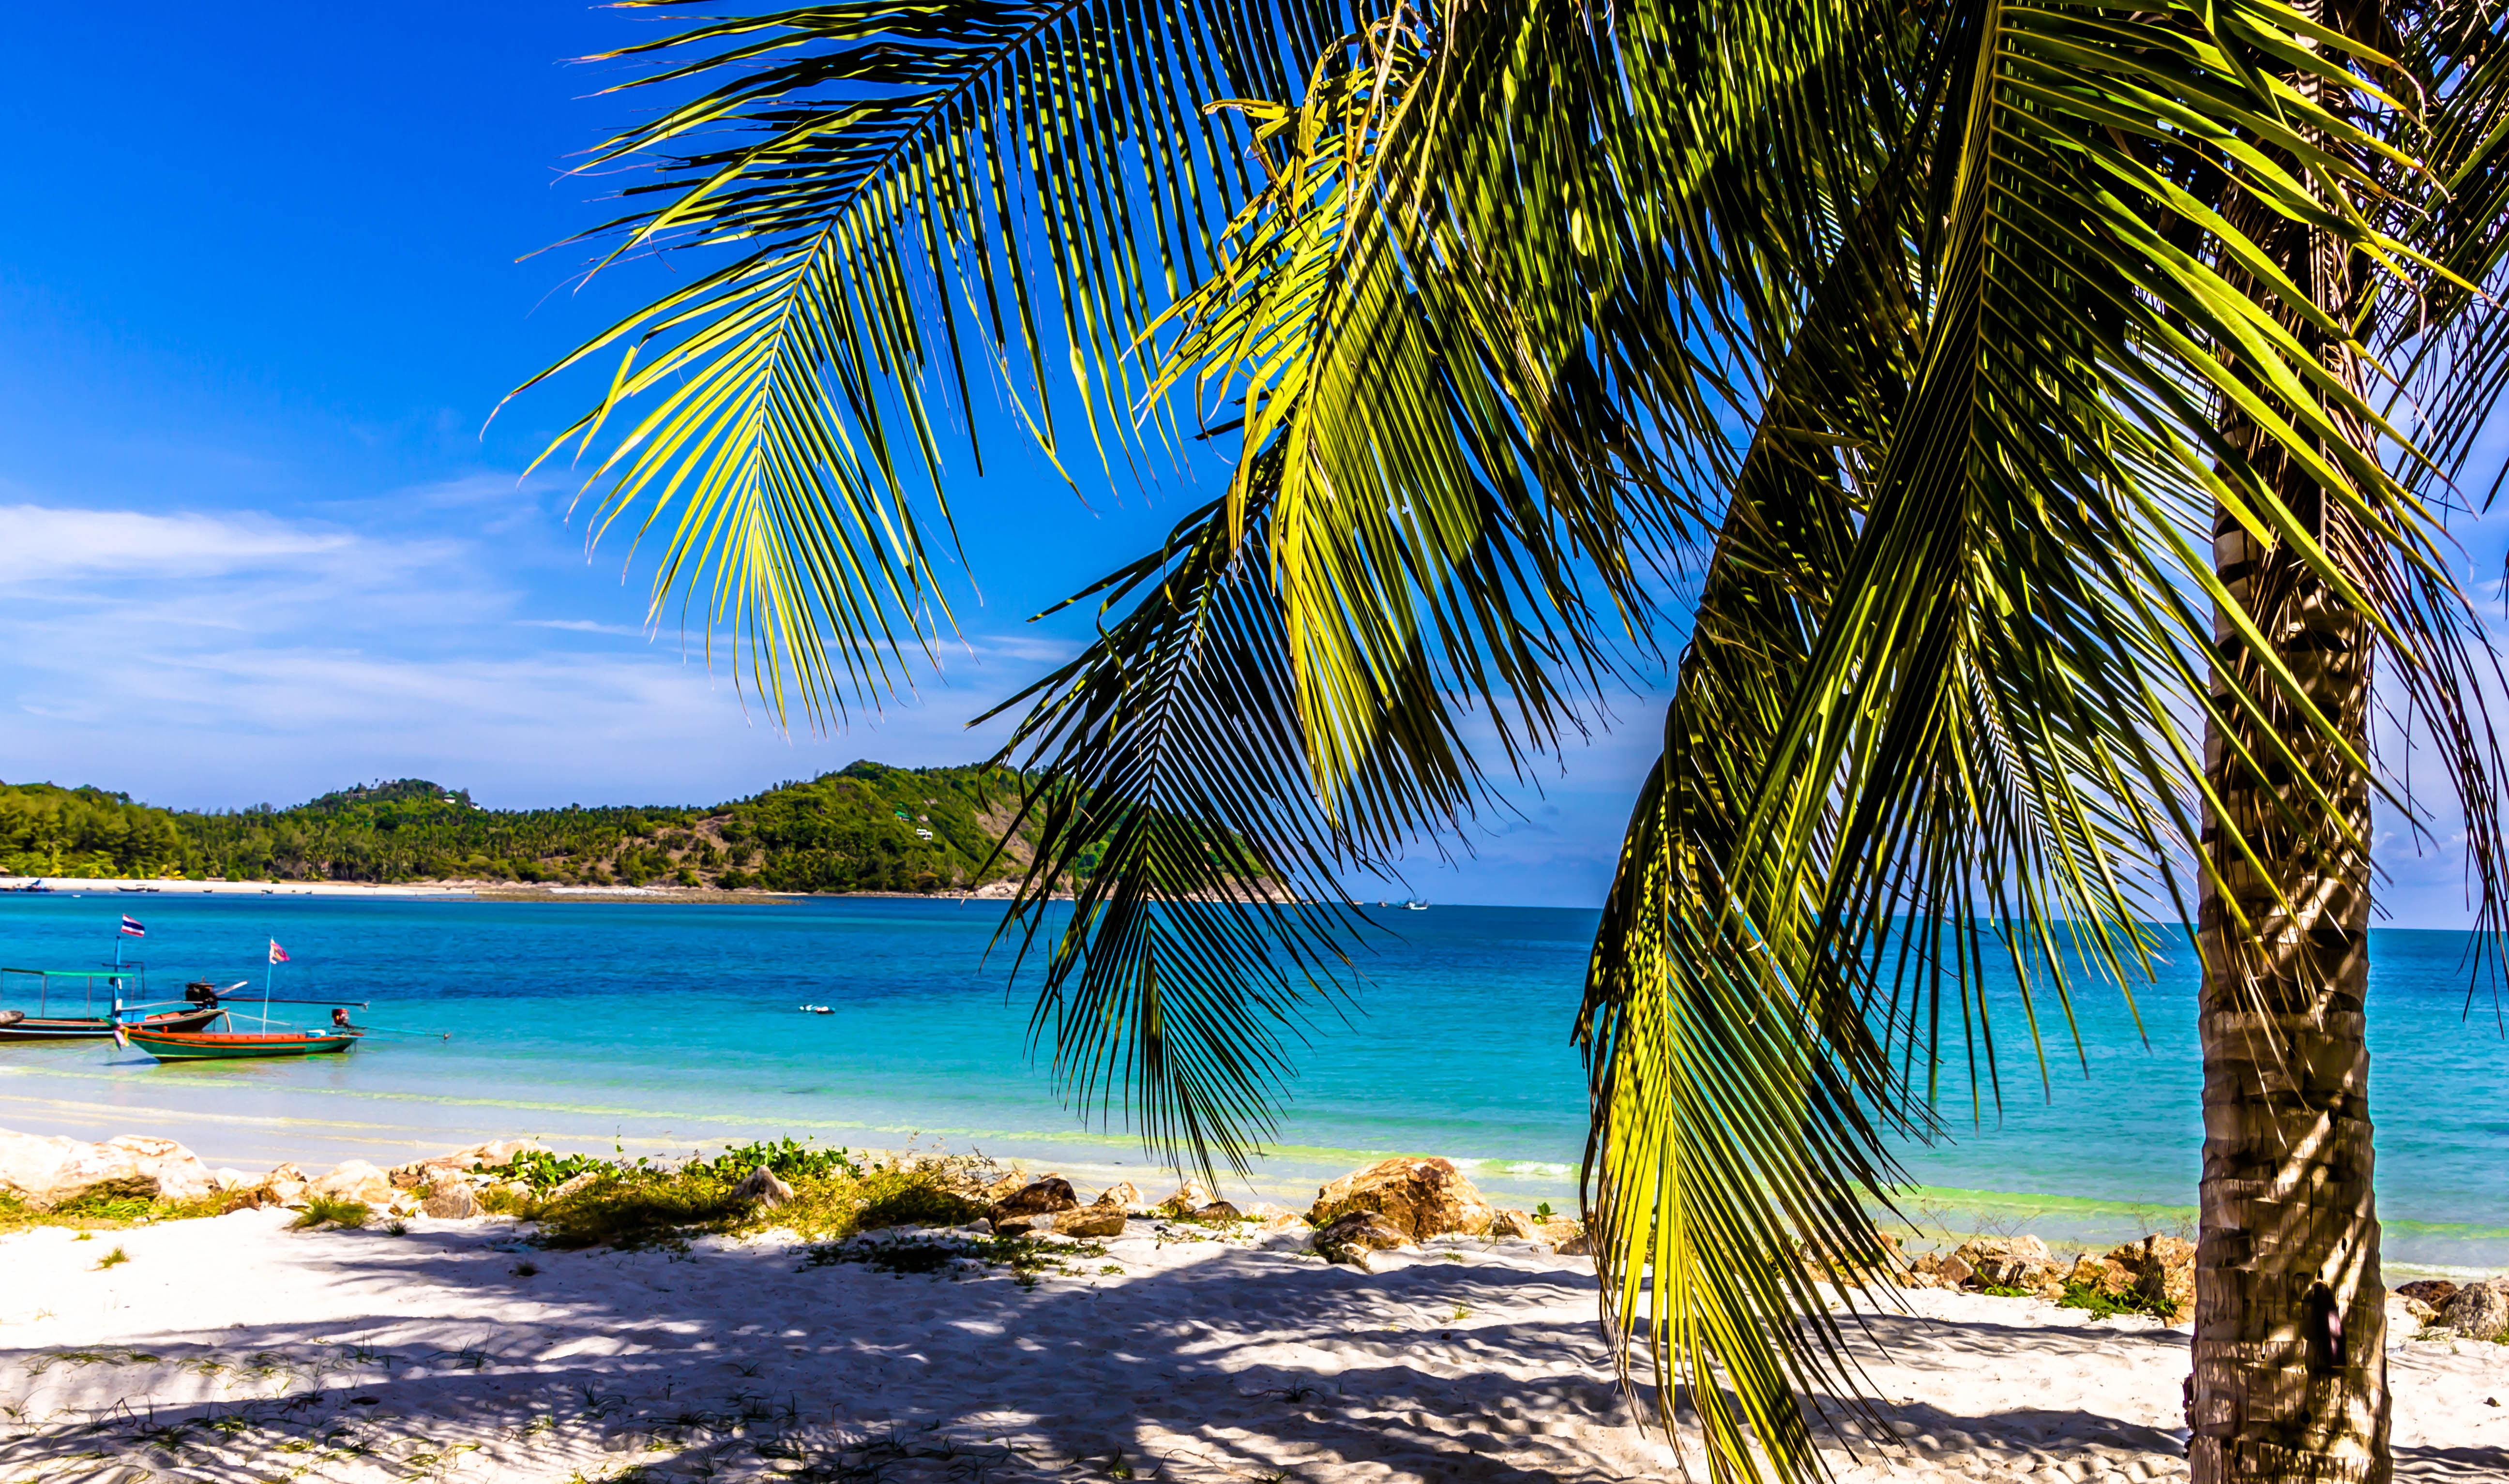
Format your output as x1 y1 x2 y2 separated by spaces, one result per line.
0 875 1064 905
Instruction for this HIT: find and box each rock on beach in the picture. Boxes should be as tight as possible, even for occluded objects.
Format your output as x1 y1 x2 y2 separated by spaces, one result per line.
0 1128 214 1210
2439 1279 2509 1340
1308 1156 1496 1240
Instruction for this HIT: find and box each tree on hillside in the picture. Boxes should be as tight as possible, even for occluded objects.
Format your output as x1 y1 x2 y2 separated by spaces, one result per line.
525 3 2509 1480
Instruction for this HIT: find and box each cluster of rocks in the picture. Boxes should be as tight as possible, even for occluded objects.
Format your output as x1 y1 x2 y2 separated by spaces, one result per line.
1873 1231 2509 1341
5 1125 1603 1270
1893 1233 2197 1319
0 1125 539 1222
975 1156 1589 1270
2393 1278 2509 1340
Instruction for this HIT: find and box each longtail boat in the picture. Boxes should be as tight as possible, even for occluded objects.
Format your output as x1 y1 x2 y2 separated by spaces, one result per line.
1 1004 226 1041
124 1026 362 1061
0 966 227 1042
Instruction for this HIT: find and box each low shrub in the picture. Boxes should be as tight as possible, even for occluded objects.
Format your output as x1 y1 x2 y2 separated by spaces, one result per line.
533 1172 748 1251
689 1137 862 1184
505 1149 620 1192
2056 1278 2173 1320
478 1185 543 1218
524 1148 994 1251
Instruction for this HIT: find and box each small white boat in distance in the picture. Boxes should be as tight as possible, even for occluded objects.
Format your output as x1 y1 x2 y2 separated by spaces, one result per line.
1403 900 1429 911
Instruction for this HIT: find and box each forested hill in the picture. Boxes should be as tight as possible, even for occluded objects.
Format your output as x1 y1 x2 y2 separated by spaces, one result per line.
0 763 1080 893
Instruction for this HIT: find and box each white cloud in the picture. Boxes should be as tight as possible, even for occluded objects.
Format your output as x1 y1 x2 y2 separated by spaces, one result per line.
0 496 1040 809
0 504 353 581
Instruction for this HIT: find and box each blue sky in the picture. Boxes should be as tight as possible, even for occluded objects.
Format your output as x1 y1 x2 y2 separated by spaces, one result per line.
1 3 2503 920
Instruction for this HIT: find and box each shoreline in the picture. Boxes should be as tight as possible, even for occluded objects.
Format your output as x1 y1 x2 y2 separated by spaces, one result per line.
0 876 1064 904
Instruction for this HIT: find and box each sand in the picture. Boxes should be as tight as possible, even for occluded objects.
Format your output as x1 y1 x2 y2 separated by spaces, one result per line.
2 1211 2502 1484
0 876 478 899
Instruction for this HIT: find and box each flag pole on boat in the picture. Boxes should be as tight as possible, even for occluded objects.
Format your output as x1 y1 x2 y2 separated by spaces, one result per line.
263 937 289 1031
112 913 144 1017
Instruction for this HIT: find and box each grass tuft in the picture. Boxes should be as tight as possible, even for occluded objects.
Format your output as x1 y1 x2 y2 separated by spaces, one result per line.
290 1197 372 1230
0 1186 245 1235
95 1245 130 1269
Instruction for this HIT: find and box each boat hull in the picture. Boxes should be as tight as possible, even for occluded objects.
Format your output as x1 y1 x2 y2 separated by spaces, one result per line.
125 1028 360 1062
0 1006 226 1042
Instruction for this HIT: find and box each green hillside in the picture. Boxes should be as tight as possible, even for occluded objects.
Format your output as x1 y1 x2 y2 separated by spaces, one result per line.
0 763 1052 892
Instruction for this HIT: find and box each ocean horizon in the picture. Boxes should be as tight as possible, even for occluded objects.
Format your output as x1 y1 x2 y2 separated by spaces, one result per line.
2 892 2502 1273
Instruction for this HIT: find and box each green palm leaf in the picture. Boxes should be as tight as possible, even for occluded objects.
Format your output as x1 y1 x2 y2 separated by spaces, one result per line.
512 0 1361 723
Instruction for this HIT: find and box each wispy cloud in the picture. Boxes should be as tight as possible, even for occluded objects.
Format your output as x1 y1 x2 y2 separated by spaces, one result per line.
0 504 353 581
0 494 1038 809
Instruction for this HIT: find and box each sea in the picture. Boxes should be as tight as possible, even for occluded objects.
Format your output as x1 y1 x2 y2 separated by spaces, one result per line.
1 893 2503 1274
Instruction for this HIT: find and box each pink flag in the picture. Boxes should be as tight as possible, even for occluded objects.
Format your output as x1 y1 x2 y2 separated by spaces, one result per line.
268 939 290 965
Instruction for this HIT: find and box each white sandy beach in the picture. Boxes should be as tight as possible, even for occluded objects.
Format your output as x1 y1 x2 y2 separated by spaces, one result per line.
3 1206 2503 1484
0 876 481 899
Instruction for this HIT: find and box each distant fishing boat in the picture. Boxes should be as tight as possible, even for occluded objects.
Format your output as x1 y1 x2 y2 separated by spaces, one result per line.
1403 900 1430 911
124 1026 361 1061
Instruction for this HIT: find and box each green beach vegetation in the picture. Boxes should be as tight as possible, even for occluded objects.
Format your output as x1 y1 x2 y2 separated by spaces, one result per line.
0 762 1066 892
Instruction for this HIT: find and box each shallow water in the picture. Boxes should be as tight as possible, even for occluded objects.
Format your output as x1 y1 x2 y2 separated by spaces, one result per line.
0 894 2500 1267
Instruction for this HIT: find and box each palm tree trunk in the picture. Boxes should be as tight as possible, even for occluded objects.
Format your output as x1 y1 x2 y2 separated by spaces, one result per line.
2192 6 2388 1476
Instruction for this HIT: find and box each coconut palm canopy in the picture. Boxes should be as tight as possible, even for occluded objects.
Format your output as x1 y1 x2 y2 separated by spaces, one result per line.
516 0 2509 1479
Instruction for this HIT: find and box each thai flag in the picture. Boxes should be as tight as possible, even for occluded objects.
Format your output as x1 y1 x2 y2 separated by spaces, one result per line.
268 939 290 964
119 915 145 937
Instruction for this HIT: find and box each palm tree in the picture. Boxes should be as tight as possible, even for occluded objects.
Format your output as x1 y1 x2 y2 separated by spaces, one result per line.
516 3 2509 1481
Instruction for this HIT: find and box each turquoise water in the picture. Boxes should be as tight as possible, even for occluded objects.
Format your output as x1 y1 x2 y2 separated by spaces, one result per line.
0 895 2501 1269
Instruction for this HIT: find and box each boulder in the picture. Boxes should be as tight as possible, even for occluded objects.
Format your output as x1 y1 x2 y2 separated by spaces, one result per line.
1954 1235 2056 1290
1487 1209 1540 1240
0 1128 215 1211
311 1161 395 1207
991 1177 1079 1222
262 1163 311 1208
211 1168 256 1193
733 1166 796 1209
421 1180 479 1219
1314 1211 1409 1265
1308 1157 1496 1241
1936 1253 1977 1289
444 1139 531 1169
1537 1219 1589 1256
544 1171 601 1202
1192 1200 1244 1224
1243 1201 1306 1230
2394 1279 2459 1307
1155 1180 1215 1216
2388 1293 2437 1329
2065 1253 2134 1296
1093 1181 1142 1211
2103 1235 2196 1321
1057 1206 1129 1239
2438 1280 2509 1341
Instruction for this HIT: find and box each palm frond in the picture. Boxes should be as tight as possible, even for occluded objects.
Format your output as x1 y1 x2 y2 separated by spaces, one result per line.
981 0 1922 1188
1586 2 2509 1479
511 0 1360 723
